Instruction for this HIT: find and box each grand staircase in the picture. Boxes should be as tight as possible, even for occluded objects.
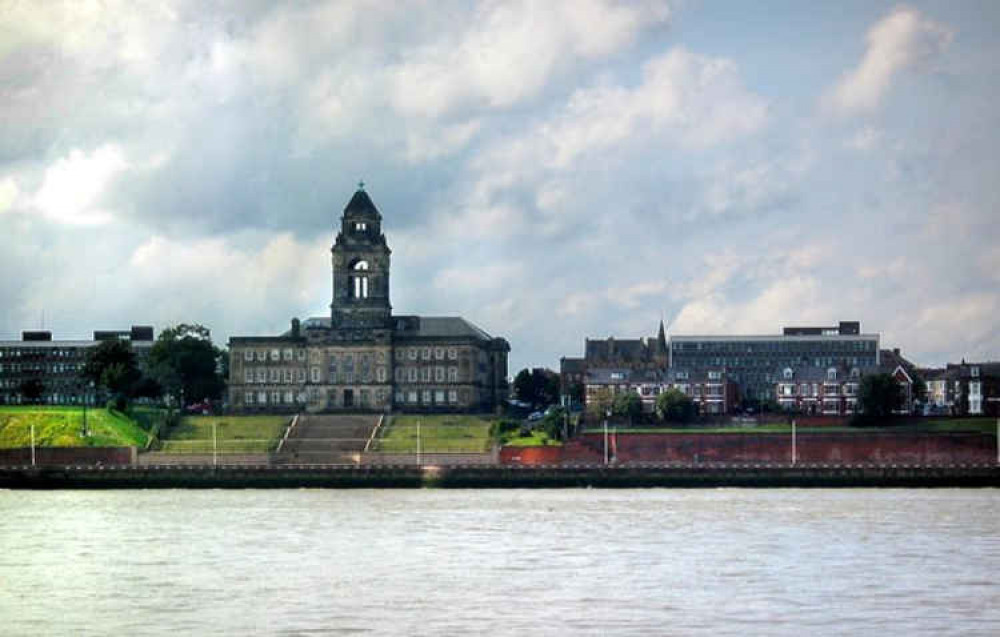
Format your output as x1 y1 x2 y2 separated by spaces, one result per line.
273 414 380 465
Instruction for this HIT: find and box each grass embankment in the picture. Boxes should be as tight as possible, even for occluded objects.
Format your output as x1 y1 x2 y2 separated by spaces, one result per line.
581 418 996 435
373 414 493 453
0 406 150 448
499 430 561 447
157 415 290 453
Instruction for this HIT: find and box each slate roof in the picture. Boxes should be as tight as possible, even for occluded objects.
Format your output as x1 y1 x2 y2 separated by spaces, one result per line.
343 188 381 218
293 315 495 341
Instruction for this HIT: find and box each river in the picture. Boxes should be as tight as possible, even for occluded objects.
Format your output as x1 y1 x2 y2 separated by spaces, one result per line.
1 489 997 635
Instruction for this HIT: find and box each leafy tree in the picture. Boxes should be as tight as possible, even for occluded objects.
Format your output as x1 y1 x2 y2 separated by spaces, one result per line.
858 373 903 421
83 340 141 399
19 378 44 404
512 367 560 407
612 391 642 424
539 407 568 441
567 381 585 405
656 388 697 423
148 323 225 407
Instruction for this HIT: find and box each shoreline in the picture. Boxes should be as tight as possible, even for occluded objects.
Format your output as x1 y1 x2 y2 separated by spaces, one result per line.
2 463 998 489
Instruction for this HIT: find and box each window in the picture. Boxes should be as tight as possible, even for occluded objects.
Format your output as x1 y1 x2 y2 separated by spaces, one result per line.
244 350 253 362
435 366 445 382
351 261 370 298
421 347 431 360
422 390 432 404
421 367 431 382
435 347 444 360
311 367 321 383
408 368 417 382
448 347 457 360
245 392 254 405
396 349 404 361
297 369 306 383
283 349 293 361
783 368 793 380
708 370 721 380
258 391 268 405
283 369 292 383
297 349 306 362
269 369 280 383
448 390 457 403
435 390 445 404
827 368 837 381
256 369 266 383
448 367 458 382
257 350 267 362
971 366 980 378
284 391 294 404
376 367 387 382
271 391 281 405
408 348 417 360
395 367 404 382
271 349 280 362
245 369 253 383
354 222 367 231
407 391 418 403
395 391 405 404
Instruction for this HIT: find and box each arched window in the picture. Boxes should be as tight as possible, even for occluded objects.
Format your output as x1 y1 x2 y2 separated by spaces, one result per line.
783 367 793 380
350 260 369 298
827 367 837 381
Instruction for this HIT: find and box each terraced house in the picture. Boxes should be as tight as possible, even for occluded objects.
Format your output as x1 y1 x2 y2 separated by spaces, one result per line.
228 186 510 413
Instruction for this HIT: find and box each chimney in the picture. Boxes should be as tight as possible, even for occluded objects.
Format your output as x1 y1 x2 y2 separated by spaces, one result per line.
893 348 900 356
291 318 301 338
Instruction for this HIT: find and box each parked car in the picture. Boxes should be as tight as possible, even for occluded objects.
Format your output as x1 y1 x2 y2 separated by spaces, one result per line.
527 411 544 422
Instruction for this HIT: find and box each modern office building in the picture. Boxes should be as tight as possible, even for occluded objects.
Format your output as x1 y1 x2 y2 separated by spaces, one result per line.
669 321 880 401
0 326 155 405
227 186 510 413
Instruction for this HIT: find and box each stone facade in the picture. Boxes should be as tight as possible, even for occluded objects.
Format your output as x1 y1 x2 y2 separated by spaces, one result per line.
228 187 509 413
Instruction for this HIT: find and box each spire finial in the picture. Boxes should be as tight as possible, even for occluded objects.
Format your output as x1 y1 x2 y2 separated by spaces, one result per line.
358 179 365 191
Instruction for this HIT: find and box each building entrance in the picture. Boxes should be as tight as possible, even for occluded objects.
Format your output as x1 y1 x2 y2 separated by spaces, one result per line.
343 389 354 408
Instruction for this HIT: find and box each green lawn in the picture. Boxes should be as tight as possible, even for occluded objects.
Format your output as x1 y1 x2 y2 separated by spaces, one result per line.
373 414 494 453
158 415 290 453
500 430 562 447
0 406 150 448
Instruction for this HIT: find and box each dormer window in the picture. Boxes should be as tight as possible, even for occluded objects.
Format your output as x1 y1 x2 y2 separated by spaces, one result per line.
850 367 860 379
783 367 793 380
827 367 837 381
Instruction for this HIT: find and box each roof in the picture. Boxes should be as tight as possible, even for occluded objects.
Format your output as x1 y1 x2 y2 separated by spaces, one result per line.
289 315 495 341
773 365 881 382
0 340 153 349
586 368 664 384
343 188 381 218
585 338 652 362
671 333 879 342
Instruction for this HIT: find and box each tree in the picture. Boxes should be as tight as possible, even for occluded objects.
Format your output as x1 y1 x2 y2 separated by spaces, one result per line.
567 381 585 406
83 340 141 399
512 367 560 407
612 392 642 424
657 388 697 424
858 373 903 421
147 324 225 407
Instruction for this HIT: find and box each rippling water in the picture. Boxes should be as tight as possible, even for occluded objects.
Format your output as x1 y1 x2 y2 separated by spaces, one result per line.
1 489 998 635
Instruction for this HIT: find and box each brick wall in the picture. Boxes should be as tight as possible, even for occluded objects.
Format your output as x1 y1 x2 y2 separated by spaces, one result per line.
0 446 136 466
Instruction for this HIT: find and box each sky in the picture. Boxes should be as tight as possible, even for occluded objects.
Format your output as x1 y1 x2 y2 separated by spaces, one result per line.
1 0 998 374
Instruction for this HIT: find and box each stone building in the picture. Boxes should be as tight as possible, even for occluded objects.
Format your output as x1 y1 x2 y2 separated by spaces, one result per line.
227 186 509 413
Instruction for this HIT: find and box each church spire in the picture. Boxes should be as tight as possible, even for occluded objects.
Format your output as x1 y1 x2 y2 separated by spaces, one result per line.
656 318 667 354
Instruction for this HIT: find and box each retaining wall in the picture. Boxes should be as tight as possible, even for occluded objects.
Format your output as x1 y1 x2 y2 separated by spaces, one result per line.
0 447 136 466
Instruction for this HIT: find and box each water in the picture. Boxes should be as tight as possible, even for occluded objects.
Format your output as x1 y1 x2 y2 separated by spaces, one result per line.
1 489 998 636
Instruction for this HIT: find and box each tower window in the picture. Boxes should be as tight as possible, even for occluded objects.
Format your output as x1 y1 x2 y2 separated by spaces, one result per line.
350 260 370 299
354 222 367 231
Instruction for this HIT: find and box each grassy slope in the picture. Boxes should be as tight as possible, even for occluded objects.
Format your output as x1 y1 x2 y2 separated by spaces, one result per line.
374 414 494 453
0 407 150 448
158 415 290 453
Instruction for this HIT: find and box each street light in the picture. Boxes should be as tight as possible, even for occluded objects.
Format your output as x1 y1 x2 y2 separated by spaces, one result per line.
604 408 611 466
81 380 94 437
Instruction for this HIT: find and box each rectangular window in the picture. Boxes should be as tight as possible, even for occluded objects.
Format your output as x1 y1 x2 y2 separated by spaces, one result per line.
283 369 292 383
245 392 254 405
407 391 417 403
422 390 431 404
448 347 457 360
297 349 306 362
376 367 387 382
408 368 417 382
448 367 458 382
311 367 321 383
435 390 445 404
270 349 280 362
257 350 267 362
448 390 457 403
283 349 293 361
435 366 445 382
297 369 306 383
256 369 266 383
244 350 253 362
395 367 404 382
395 391 404 404
421 348 431 360
245 369 253 383
269 369 280 383
408 348 417 360
271 391 281 404
258 391 268 404
421 368 431 382
435 347 444 360
284 391 294 404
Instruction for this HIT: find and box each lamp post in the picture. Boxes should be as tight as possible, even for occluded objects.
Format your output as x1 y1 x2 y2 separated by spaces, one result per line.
416 419 422 467
604 408 611 466
791 419 797 466
81 381 94 437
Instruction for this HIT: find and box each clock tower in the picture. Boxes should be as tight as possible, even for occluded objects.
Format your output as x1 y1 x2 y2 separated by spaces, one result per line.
330 183 392 331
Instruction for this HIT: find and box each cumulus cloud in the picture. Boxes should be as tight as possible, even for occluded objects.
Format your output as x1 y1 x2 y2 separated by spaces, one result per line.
31 145 129 225
825 5 954 115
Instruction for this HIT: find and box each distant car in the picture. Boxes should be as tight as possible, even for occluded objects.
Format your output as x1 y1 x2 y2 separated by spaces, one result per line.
507 399 532 409
527 411 544 422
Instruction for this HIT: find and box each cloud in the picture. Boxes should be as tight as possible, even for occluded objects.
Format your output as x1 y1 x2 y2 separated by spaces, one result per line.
825 5 953 115
31 145 129 225
844 126 883 151
0 177 19 214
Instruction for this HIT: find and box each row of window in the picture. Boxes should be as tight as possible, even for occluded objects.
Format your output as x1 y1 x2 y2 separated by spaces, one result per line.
672 340 876 353
0 363 81 374
395 366 459 383
243 348 308 363
0 349 87 358
394 389 459 405
243 367 392 385
241 347 465 365
396 347 459 362
777 382 859 397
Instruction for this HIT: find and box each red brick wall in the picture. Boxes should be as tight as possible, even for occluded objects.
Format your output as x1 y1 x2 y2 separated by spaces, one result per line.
501 433 995 465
